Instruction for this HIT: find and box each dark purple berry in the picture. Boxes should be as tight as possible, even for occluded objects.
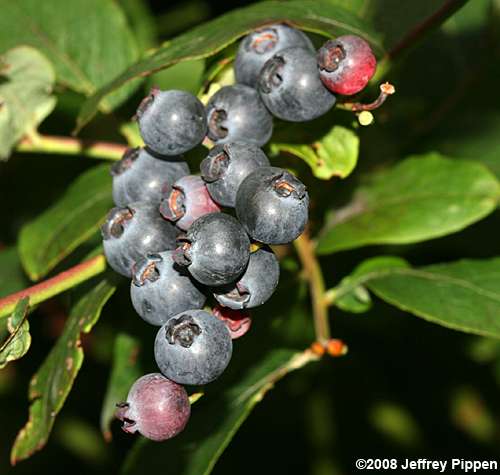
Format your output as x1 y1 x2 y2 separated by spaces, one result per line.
173 212 250 286
101 202 179 277
154 310 232 385
200 142 270 207
206 85 273 147
136 88 207 156
159 175 221 231
318 35 376 96
213 246 279 309
212 306 252 339
111 147 189 207
116 373 190 441
236 166 309 244
235 24 314 87
258 46 336 122
130 251 206 326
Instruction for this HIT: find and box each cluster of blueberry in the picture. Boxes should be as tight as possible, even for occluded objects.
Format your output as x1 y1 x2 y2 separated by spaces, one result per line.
102 24 376 442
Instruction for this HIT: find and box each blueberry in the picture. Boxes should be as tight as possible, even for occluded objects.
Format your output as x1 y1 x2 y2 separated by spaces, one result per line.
130 251 206 326
116 373 190 441
318 35 376 96
101 202 179 277
136 88 207 156
206 85 273 147
111 147 189 207
173 212 250 286
213 246 279 309
212 306 252 339
154 310 232 385
236 166 309 244
258 47 336 122
200 142 270 207
235 24 314 87
159 175 221 231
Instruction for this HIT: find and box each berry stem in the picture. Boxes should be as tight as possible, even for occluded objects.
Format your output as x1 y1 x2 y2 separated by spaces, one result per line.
337 82 395 112
0 255 106 318
16 133 127 161
294 233 330 344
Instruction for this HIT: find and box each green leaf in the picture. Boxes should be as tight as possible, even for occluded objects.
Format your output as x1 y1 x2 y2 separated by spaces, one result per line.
327 256 409 312
0 0 140 109
148 60 205 96
119 0 157 52
10 275 117 464
0 297 30 369
367 257 500 338
122 349 318 475
0 247 27 298
329 256 500 339
335 285 373 314
19 164 113 280
76 0 382 131
100 333 141 441
270 125 359 180
316 154 500 254
0 46 56 160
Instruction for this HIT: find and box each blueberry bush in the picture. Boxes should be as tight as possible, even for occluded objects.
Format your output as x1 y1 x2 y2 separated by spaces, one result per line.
1 0 500 473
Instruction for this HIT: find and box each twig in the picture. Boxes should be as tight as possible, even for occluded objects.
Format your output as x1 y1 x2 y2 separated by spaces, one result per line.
0 255 106 318
293 233 330 344
16 134 127 161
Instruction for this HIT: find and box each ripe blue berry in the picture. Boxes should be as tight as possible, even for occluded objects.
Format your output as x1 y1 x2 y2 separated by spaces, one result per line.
235 24 314 87
258 47 336 122
212 306 252 339
200 142 270 207
154 310 232 385
236 166 309 244
206 85 273 147
101 202 179 277
173 212 250 286
318 35 376 96
213 246 279 309
136 88 207 156
111 147 189 207
130 251 206 326
116 373 190 441
159 175 221 231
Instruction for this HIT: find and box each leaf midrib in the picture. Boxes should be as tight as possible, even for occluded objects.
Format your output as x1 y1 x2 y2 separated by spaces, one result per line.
328 189 498 229
341 266 500 305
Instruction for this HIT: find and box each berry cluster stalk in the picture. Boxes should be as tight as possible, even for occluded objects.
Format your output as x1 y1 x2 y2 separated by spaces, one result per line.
293 233 330 344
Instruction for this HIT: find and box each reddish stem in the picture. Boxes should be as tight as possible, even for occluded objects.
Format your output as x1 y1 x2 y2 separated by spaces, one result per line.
0 255 106 318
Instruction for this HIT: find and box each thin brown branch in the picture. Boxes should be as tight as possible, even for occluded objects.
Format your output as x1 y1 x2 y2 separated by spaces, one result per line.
294 233 330 344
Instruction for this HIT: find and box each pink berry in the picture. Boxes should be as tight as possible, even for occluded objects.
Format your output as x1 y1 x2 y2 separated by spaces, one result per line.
213 305 252 339
116 373 190 441
317 35 376 96
160 175 221 230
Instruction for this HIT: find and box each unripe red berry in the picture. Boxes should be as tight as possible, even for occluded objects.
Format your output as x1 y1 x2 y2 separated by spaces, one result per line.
318 35 376 96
